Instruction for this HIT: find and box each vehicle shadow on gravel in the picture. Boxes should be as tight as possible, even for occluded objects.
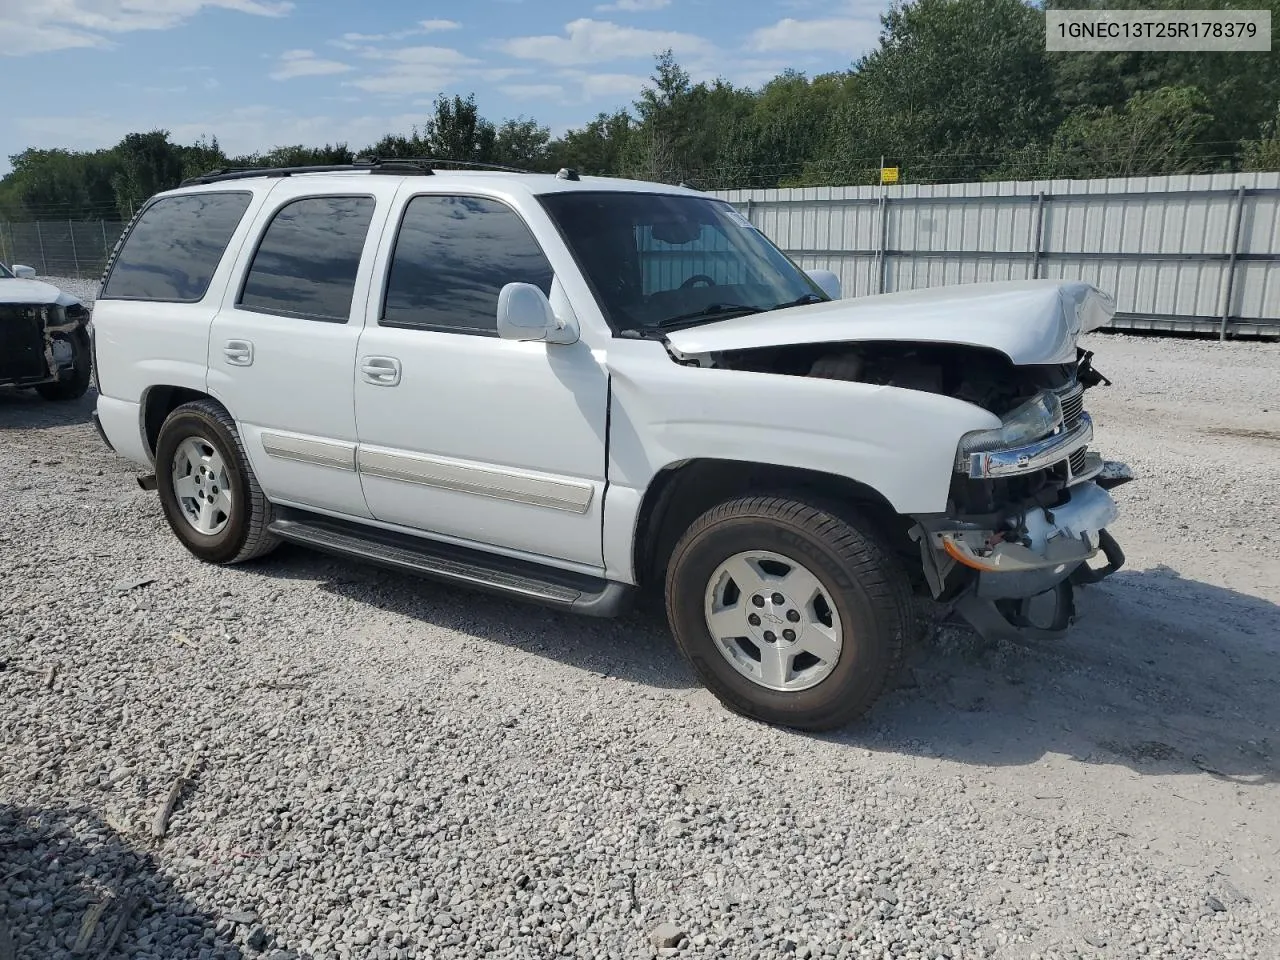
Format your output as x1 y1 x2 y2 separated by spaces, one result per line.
258 544 699 691
0 804 296 960
837 565 1280 784
0 386 95 430
247 546 1279 783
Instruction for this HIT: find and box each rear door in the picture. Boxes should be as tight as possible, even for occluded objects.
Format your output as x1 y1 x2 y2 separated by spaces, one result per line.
207 178 396 518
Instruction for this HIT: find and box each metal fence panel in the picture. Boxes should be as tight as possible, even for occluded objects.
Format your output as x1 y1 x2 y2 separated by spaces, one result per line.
0 219 126 280
718 171 1280 338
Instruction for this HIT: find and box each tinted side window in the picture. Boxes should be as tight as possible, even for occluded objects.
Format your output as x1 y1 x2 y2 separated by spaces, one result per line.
382 195 553 334
101 192 252 301
238 196 375 323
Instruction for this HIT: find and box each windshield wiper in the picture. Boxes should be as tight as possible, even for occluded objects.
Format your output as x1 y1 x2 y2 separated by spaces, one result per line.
654 303 765 329
771 293 826 310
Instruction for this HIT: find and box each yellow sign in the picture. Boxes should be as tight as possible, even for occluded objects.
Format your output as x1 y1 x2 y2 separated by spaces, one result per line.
880 166 900 184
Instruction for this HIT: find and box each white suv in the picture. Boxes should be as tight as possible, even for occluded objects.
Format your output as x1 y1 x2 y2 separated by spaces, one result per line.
91 159 1130 730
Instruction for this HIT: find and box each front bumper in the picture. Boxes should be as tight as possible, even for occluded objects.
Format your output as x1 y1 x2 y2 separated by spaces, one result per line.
911 478 1128 640
90 408 116 452
0 305 85 388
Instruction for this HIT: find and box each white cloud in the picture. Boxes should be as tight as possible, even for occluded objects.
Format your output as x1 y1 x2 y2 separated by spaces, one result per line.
345 45 480 95
594 0 669 11
418 19 460 32
500 18 713 66
582 72 648 99
550 68 648 105
476 67 533 82
379 45 476 65
0 0 292 55
500 83 566 101
749 16 880 54
338 19 459 44
270 49 353 80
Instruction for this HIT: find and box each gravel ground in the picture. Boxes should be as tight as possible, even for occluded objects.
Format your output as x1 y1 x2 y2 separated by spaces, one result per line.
2 300 1279 960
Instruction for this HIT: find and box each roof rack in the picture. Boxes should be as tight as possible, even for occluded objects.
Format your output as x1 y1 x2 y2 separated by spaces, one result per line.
179 155 536 187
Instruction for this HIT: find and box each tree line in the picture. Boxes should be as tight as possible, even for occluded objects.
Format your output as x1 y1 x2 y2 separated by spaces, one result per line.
3 0 1278 222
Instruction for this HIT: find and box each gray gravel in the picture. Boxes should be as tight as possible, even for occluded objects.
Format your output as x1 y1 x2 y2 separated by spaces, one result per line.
40 276 102 305
2 319 1279 960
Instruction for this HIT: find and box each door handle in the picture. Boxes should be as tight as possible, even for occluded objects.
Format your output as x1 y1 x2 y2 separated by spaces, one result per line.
360 356 401 386
223 339 254 366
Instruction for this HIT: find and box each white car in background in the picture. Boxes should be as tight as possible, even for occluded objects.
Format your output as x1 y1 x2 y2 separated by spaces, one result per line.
0 260 93 401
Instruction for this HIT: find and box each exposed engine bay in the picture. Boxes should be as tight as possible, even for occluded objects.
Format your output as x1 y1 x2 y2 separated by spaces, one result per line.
696 339 1109 418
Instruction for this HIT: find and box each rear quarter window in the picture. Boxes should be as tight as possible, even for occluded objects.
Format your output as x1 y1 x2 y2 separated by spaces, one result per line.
100 192 252 302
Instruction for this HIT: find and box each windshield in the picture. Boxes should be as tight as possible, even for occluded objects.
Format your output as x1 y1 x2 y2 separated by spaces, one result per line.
538 191 826 334
0 262 12 279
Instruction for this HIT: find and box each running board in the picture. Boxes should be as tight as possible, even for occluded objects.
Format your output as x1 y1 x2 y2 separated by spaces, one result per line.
267 511 632 618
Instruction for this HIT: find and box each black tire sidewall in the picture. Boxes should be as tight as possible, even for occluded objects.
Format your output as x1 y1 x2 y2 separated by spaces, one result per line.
154 406 253 564
668 512 899 729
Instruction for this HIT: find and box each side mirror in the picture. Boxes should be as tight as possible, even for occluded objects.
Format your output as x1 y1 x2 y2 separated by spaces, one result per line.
806 268 842 300
497 282 579 344
12 264 37 279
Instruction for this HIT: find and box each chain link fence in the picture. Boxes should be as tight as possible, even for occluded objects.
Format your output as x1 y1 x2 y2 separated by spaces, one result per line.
0 220 127 280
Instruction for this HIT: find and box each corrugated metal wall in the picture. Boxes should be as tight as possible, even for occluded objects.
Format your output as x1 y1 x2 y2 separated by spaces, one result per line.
715 172 1280 338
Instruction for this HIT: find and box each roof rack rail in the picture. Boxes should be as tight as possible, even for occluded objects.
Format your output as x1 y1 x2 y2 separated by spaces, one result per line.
179 155 536 187
179 158 433 186
384 157 534 174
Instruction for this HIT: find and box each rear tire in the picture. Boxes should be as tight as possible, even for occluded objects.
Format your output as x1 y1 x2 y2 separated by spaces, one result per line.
35 332 91 401
154 399 280 565
665 495 911 731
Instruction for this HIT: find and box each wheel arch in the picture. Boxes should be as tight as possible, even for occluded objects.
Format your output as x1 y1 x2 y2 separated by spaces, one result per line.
632 458 912 593
142 385 222 461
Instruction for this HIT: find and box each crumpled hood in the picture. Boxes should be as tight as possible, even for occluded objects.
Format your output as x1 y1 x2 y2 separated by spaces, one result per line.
0 278 82 309
665 279 1116 366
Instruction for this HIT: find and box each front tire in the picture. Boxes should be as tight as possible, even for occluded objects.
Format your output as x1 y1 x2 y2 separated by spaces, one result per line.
154 400 280 565
665 495 911 731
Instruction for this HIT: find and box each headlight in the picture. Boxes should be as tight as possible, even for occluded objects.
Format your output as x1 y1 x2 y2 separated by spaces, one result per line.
955 390 1063 470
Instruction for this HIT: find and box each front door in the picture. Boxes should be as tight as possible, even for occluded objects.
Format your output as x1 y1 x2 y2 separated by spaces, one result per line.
208 181 394 518
353 192 609 570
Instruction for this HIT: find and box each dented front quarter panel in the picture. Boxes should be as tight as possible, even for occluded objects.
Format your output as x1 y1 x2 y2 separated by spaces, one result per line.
603 337 1002 517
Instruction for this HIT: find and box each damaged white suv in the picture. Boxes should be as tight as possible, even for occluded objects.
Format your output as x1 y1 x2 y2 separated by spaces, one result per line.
90 160 1131 730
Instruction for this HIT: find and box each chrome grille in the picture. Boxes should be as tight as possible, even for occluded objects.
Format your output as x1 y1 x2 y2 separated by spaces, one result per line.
1059 384 1085 431
1069 447 1088 475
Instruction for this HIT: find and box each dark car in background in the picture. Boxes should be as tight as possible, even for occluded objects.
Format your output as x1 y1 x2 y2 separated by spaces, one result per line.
0 261 92 401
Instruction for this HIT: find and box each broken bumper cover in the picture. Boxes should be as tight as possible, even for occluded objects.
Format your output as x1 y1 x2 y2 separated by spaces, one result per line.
911 479 1127 640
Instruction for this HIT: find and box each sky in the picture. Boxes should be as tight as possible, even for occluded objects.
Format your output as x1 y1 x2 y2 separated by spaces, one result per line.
0 0 889 173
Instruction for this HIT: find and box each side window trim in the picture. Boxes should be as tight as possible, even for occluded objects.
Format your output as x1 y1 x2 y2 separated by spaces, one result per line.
233 192 377 325
377 191 555 338
98 190 255 303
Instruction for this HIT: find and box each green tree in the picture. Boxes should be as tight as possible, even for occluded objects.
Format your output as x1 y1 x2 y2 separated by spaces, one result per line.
549 110 634 175
1240 104 1280 172
110 131 186 217
423 93 497 162
996 85 1217 179
2 148 118 219
493 118 553 170
1047 0 1280 167
814 0 1058 184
